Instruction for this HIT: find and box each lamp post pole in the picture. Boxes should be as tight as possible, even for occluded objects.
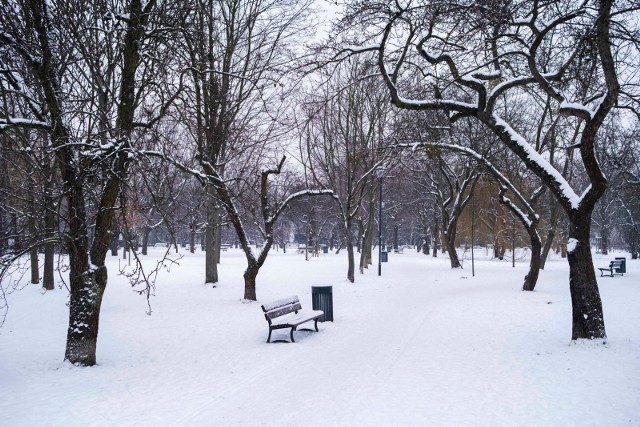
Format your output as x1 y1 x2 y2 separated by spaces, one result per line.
376 167 384 276
471 192 475 277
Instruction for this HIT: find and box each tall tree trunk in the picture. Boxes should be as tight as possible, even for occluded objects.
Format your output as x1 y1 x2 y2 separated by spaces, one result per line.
393 220 399 251
190 222 196 253
243 262 259 301
64 180 98 365
29 203 39 285
65 264 107 366
205 189 219 283
444 234 461 268
214 207 222 264
359 201 375 272
600 226 609 255
540 199 559 269
346 219 355 282
43 181 55 290
567 212 606 339
27 158 39 284
356 219 363 253
522 231 542 291
29 228 39 284
444 220 461 268
432 219 439 257
110 223 119 256
141 227 150 255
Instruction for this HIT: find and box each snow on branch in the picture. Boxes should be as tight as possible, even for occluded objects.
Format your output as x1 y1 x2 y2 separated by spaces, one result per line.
492 116 582 210
0 117 51 131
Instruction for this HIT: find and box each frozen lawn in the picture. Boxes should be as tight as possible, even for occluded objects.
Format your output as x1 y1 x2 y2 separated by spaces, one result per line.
1 248 639 426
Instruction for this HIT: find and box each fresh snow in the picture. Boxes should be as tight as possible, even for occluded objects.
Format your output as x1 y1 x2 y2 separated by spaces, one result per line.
493 116 582 209
1 247 639 426
567 238 579 254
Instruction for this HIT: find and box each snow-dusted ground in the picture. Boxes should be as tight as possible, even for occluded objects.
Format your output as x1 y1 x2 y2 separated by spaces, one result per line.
1 247 639 426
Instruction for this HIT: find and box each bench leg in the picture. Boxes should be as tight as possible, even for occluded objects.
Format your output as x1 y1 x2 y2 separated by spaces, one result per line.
290 326 296 343
267 328 273 343
314 319 319 332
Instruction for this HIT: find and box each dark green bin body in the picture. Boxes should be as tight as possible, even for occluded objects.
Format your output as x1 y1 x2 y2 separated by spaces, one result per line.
312 286 333 322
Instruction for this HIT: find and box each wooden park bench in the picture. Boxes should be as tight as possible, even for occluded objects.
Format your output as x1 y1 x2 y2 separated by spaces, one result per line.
598 259 624 277
261 296 324 343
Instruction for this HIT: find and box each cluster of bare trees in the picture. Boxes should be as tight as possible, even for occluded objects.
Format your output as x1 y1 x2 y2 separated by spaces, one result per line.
330 0 639 340
1 0 639 364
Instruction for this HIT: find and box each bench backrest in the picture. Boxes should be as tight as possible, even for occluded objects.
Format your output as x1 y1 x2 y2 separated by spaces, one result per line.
261 296 301 321
610 260 623 267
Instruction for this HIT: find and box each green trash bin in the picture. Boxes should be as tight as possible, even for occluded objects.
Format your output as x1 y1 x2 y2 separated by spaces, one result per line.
615 257 626 274
312 286 333 322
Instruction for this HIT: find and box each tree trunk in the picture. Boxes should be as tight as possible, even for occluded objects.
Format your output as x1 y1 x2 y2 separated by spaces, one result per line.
393 221 399 251
141 227 150 255
29 215 39 285
444 234 461 268
345 219 355 282
540 226 555 269
190 222 196 253
567 212 606 340
243 262 259 301
601 227 609 255
522 231 542 291
444 221 461 268
64 264 107 366
359 203 375 272
347 240 355 282
110 223 119 256
214 208 222 264
28 167 39 284
205 190 219 283
356 219 363 253
43 181 55 290
432 220 439 257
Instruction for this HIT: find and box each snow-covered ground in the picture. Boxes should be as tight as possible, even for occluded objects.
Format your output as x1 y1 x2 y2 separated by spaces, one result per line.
1 247 639 426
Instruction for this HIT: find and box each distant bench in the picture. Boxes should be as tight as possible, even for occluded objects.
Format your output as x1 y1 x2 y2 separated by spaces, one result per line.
220 244 231 252
598 259 624 277
261 296 323 343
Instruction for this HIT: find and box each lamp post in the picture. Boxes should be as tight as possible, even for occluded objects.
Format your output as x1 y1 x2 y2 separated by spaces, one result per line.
376 166 385 276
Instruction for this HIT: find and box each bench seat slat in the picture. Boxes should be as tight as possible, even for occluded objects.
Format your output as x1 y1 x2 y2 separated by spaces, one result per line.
264 302 302 320
270 310 324 327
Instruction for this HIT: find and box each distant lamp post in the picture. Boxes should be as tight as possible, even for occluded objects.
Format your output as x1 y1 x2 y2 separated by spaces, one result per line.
376 166 385 276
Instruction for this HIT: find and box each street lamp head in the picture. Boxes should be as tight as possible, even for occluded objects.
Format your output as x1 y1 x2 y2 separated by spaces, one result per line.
375 166 385 178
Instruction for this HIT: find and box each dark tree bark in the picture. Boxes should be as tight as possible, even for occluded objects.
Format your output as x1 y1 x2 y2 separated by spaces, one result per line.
522 229 543 292
568 211 606 339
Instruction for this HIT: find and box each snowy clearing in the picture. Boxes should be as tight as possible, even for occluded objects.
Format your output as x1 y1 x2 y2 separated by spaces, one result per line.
1 248 639 426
